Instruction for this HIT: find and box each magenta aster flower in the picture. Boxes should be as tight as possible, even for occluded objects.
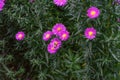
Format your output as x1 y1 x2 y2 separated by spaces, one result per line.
47 38 61 54
15 31 25 41
84 27 96 40
50 38 61 50
52 23 66 36
58 30 70 41
43 31 53 41
47 43 57 54
0 1 5 11
53 0 67 6
87 6 100 19
0 0 5 2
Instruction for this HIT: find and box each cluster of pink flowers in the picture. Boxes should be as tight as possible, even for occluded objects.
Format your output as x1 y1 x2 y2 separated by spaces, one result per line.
14 1 101 46
52 0 99 40
43 23 70 54
0 0 5 11
84 6 100 40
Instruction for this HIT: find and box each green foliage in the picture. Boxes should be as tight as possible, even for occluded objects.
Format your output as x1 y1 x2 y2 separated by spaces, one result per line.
0 0 120 80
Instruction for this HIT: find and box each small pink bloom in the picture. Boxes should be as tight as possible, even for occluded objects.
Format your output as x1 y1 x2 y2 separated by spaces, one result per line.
53 0 67 6
0 1 5 11
58 30 70 41
52 23 66 36
47 38 61 54
50 38 61 50
15 31 25 41
43 31 53 41
1 0 5 2
84 27 96 40
87 6 100 19
47 43 57 54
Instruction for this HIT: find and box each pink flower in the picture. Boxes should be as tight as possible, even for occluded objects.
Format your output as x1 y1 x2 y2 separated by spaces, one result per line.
0 1 5 11
47 43 57 54
15 31 25 41
58 30 70 41
84 27 96 40
0 0 5 2
47 38 61 54
50 38 61 50
43 31 53 41
52 23 66 36
53 0 67 6
87 6 100 19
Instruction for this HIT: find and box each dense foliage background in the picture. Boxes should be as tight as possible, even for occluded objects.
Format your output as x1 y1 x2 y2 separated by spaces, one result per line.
0 0 120 80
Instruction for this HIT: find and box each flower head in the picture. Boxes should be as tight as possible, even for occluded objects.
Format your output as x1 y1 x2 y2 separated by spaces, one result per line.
47 38 61 54
52 23 66 36
58 30 70 41
50 38 61 50
87 6 100 19
0 0 5 2
15 31 25 41
43 31 53 41
0 1 5 11
53 0 67 7
84 27 96 40
47 43 57 54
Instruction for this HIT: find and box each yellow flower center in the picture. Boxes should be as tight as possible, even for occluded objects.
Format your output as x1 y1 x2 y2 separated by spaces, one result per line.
51 47 55 50
62 34 67 38
57 27 61 31
18 34 23 38
54 41 58 45
46 34 50 38
54 41 58 48
91 11 96 15
89 31 93 36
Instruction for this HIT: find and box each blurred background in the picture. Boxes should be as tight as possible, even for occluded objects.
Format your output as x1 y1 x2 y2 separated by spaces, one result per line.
0 0 120 80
